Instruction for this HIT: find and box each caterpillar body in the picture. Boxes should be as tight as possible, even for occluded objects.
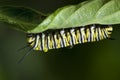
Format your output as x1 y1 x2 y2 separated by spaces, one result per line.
27 25 113 52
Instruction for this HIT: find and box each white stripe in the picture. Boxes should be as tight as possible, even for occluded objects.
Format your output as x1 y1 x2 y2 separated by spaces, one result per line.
60 30 66 47
33 35 40 50
42 33 45 50
98 27 102 40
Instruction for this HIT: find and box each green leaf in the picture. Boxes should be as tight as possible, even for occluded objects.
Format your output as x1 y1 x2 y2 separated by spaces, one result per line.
0 0 120 33
0 6 47 32
29 0 120 33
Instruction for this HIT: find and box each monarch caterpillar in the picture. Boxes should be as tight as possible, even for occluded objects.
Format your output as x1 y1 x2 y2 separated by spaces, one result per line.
27 24 113 52
18 24 113 63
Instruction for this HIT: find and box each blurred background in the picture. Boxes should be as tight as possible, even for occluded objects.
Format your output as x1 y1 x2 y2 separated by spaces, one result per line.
0 0 120 80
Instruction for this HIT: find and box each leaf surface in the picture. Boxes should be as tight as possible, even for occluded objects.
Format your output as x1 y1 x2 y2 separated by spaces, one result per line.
30 0 120 33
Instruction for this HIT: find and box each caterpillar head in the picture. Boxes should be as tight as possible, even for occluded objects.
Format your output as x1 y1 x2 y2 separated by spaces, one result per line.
26 34 36 48
106 26 113 37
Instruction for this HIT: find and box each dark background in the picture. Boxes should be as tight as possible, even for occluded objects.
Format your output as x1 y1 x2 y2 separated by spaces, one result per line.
0 0 120 80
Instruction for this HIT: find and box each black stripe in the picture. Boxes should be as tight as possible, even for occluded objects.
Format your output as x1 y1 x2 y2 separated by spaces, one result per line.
53 33 57 49
46 34 49 50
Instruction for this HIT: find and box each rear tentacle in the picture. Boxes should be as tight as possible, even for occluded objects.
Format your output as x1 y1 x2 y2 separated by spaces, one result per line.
17 45 29 52
17 48 33 64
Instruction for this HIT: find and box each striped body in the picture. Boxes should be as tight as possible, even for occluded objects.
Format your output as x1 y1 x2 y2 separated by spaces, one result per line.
27 25 113 52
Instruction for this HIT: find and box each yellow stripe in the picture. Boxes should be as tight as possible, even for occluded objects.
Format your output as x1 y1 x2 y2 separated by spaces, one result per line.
48 35 54 49
27 37 35 43
63 33 69 47
54 34 62 49
66 32 72 46
43 39 48 52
